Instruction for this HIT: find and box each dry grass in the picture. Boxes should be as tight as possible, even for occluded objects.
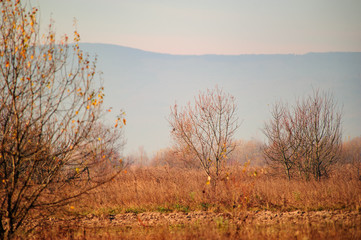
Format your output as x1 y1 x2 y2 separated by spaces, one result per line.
75 164 361 213
21 164 361 239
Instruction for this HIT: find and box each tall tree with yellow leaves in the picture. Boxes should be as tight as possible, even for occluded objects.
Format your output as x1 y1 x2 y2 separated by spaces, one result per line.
0 1 125 238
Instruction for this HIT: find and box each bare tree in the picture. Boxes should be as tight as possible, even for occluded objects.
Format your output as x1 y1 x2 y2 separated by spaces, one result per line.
263 90 342 180
0 1 125 238
297 90 342 180
169 87 239 185
262 102 304 180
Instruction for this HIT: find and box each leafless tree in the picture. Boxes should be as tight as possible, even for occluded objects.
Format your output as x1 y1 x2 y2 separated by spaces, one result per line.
263 102 304 180
169 87 239 185
297 90 342 180
0 1 125 238
263 90 342 180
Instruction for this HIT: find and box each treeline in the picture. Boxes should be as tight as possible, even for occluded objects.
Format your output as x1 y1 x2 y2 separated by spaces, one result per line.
127 137 360 179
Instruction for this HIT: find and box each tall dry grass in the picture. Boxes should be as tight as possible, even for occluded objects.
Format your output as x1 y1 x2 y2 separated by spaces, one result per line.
21 164 361 239
73 164 361 214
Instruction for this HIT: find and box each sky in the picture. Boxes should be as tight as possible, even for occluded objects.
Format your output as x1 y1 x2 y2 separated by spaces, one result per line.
32 0 361 156
35 0 361 55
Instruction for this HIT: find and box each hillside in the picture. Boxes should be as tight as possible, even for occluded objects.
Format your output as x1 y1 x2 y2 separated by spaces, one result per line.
79 43 361 155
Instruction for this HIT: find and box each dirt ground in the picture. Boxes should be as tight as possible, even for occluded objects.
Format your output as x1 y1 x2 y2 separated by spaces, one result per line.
27 210 360 239
73 210 359 227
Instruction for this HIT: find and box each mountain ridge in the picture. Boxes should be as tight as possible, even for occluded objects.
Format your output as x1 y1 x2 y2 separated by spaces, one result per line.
80 42 361 57
77 43 361 155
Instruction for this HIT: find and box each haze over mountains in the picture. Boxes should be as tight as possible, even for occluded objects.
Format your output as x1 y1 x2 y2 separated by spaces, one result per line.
79 43 361 156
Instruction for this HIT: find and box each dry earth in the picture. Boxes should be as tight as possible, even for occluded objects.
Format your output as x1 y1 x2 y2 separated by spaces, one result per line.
40 210 360 231
26 210 360 239
75 210 360 227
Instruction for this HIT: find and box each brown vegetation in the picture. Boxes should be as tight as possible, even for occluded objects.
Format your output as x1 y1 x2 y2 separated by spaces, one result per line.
22 163 361 239
81 164 361 212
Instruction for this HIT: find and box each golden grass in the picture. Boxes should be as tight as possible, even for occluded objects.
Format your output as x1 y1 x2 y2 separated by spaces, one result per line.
21 164 361 239
76 165 361 214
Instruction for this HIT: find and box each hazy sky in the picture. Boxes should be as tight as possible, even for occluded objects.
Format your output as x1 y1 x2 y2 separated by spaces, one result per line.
36 0 361 55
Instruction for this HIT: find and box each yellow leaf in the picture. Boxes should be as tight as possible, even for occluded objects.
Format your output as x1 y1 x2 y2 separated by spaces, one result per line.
75 168 79 174
98 137 101 141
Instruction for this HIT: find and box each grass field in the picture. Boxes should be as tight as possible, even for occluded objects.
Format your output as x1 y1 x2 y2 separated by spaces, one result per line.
22 164 361 239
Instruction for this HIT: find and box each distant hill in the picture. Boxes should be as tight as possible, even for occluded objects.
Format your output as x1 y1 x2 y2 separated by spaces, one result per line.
79 43 361 155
